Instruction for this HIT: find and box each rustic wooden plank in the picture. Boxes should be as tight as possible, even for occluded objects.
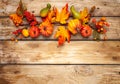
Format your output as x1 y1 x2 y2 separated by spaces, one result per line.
0 17 120 40
0 65 120 84
1 41 120 64
0 42 3 62
0 0 120 16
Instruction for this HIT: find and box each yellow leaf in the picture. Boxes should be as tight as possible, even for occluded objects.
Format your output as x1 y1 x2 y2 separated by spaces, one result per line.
55 3 70 24
54 26 71 46
80 7 89 24
42 8 56 23
80 7 88 19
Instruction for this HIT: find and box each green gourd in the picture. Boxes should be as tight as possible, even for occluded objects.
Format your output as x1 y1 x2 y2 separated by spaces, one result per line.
70 5 80 19
40 3 51 17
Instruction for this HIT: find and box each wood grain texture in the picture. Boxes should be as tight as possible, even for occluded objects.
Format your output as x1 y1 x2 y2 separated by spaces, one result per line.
0 42 3 62
0 0 120 16
0 17 120 40
0 0 120 83
0 0 119 64
0 65 120 84
1 41 120 64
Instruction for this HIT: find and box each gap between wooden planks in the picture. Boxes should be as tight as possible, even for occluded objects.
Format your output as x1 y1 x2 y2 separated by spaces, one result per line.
0 65 120 84
0 41 120 64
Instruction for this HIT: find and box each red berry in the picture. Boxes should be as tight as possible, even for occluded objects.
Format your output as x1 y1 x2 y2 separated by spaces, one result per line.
24 11 38 26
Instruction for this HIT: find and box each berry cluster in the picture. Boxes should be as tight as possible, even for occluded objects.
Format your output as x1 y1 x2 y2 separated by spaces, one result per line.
10 14 23 27
24 11 38 26
12 29 22 35
92 17 110 34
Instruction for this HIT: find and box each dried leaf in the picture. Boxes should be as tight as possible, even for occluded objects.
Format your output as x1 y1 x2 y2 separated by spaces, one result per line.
55 3 70 24
54 26 71 46
90 6 96 14
16 0 27 17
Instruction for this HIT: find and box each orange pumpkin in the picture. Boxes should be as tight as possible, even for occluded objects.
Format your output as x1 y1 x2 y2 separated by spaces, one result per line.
39 20 53 37
29 26 40 38
80 25 92 37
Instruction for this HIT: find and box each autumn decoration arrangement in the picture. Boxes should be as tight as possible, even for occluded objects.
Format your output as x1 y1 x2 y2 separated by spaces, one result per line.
10 0 110 46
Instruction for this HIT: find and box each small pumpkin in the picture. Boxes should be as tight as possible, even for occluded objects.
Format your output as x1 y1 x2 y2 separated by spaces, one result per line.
80 25 92 37
29 26 40 38
22 28 29 37
39 20 53 37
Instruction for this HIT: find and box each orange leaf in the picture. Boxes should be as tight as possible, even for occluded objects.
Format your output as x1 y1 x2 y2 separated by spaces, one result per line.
79 7 89 24
43 8 56 23
55 3 70 24
54 26 71 46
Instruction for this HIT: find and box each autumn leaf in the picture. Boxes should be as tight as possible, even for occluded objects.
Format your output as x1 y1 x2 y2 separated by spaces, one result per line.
55 3 70 24
79 7 89 24
68 19 81 35
54 26 71 46
80 7 88 19
79 6 96 25
47 10 56 23
16 0 27 17
42 8 56 23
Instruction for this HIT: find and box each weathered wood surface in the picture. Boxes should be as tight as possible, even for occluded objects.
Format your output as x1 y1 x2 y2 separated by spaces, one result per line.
0 65 120 84
0 0 120 83
0 41 120 64
0 17 120 40
0 0 120 16
0 0 120 64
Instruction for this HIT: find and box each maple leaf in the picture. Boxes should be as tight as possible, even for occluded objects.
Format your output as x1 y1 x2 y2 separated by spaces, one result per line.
79 7 89 24
55 3 70 24
42 8 56 23
54 26 71 46
80 6 96 25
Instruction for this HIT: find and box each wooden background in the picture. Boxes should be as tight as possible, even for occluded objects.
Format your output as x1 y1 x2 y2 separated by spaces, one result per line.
0 0 120 84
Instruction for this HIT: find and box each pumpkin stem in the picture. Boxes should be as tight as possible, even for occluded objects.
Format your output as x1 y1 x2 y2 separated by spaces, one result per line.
43 26 47 31
85 30 88 34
